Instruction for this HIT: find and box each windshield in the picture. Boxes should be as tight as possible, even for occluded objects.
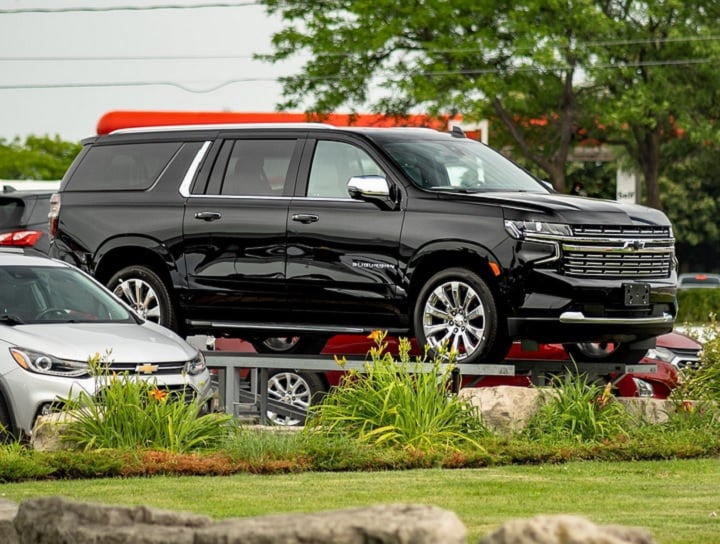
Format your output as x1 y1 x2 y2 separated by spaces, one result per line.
0 265 136 324
382 137 549 193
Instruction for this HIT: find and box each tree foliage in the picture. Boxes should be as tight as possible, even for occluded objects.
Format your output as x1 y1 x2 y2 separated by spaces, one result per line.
257 0 720 268
0 135 81 180
258 0 720 206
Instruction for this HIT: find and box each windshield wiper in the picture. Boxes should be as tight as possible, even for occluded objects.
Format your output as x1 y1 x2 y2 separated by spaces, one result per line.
0 314 25 325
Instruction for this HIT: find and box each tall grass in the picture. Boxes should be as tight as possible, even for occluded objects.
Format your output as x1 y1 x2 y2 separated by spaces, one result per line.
58 353 236 452
524 369 633 443
305 332 489 452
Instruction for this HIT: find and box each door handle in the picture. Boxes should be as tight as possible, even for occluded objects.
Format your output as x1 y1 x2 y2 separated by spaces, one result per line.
292 213 319 224
194 211 222 221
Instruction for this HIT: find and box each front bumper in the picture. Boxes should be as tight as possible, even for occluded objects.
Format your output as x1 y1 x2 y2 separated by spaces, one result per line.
1 366 215 437
505 268 677 343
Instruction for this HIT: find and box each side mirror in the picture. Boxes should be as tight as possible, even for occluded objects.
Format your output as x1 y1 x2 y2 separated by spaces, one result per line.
347 175 394 209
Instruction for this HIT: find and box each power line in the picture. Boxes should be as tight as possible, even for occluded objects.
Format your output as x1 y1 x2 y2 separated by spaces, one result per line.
1 57 717 93
1 34 719 63
0 2 260 14
0 54 259 61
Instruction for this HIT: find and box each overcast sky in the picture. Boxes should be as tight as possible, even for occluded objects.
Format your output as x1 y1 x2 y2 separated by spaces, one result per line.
0 1 303 142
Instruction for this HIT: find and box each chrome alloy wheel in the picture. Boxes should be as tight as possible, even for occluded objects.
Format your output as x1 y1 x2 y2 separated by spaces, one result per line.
266 372 313 426
261 337 301 352
113 278 161 322
422 280 486 361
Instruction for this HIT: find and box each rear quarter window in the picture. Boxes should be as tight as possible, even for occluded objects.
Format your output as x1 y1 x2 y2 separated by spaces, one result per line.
64 142 182 191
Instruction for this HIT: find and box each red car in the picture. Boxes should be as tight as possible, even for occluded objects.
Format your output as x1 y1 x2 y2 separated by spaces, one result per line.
212 331 700 425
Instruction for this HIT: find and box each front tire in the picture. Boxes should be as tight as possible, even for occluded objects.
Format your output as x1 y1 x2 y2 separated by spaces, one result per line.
413 268 508 364
107 265 179 332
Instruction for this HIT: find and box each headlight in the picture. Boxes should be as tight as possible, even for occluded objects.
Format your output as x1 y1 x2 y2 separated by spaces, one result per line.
184 351 207 375
10 347 89 377
504 220 572 239
645 346 676 364
632 377 654 398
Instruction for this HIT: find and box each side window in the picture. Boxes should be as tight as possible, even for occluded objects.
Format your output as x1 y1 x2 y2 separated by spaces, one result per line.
66 142 182 191
219 139 296 196
307 141 384 198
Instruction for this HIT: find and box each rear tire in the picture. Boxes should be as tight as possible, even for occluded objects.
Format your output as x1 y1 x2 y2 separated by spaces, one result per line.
0 396 15 444
413 267 509 364
251 335 329 355
107 265 179 332
266 370 326 426
563 339 655 365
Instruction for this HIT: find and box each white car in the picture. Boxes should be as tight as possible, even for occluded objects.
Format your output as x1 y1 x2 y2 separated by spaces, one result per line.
0 249 215 440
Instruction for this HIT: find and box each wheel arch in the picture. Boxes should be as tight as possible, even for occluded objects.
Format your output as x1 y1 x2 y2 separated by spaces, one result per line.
0 380 19 439
407 243 503 311
92 236 179 291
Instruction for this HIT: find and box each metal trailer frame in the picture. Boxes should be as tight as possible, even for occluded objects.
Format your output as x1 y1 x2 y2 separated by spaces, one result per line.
203 351 656 425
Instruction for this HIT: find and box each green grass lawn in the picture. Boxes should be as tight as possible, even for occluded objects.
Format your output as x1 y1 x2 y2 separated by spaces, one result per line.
2 457 719 542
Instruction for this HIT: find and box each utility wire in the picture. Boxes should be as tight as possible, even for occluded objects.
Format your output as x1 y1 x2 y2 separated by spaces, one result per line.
1 57 717 93
0 2 260 14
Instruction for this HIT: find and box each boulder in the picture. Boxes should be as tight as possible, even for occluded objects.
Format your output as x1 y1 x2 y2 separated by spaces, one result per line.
459 386 545 433
0 499 19 544
479 514 656 544
12 497 465 544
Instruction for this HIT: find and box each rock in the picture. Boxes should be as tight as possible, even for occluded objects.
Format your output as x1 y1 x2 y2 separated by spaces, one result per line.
13 496 213 544
0 498 19 544
197 503 466 544
459 386 545 433
13 498 465 544
29 412 76 452
478 514 656 544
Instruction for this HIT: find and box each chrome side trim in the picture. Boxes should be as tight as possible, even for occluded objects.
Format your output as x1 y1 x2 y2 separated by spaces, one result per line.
178 141 211 197
559 312 674 325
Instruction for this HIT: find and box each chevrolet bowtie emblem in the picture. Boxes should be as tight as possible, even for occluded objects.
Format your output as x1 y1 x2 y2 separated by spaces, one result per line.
623 240 646 250
135 363 159 374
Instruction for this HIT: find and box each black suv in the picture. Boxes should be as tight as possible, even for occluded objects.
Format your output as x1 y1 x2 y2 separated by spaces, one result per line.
1 184 56 254
48 124 677 365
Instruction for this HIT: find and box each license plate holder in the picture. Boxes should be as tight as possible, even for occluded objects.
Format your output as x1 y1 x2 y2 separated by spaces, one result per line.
623 283 650 306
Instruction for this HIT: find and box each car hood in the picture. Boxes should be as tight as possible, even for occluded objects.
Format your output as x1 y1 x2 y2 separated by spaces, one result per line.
1 321 197 362
440 191 671 226
656 331 702 350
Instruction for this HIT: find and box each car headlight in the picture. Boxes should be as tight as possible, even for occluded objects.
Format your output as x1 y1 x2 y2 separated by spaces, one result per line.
632 377 654 398
504 220 572 239
10 347 89 377
184 351 207 375
645 346 676 364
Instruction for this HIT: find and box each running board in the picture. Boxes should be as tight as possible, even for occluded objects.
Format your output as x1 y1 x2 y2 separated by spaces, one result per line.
187 320 407 335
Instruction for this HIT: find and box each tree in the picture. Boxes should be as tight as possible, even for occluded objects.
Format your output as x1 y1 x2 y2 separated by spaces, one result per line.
0 135 81 180
587 0 720 210
259 0 720 205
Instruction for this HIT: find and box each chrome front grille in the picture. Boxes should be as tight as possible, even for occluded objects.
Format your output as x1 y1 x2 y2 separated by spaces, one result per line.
562 225 674 279
104 361 187 374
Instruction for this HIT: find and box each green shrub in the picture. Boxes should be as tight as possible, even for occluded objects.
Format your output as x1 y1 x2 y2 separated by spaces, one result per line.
305 332 489 452
58 353 236 453
671 316 720 405
676 289 720 323
524 370 633 443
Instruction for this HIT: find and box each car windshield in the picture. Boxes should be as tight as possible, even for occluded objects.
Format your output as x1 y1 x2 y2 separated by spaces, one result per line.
0 265 137 324
381 137 549 193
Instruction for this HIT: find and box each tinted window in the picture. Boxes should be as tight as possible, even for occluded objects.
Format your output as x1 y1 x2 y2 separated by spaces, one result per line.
66 142 182 191
0 198 23 228
214 139 297 196
382 137 548 192
307 140 385 198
